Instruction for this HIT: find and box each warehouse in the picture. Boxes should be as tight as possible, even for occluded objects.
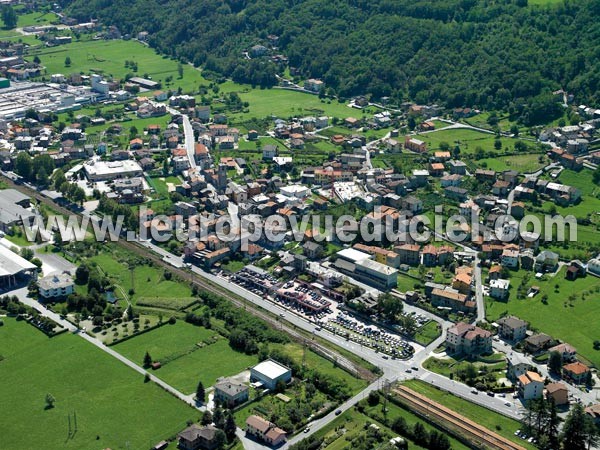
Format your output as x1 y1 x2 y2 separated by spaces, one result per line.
0 245 38 287
83 159 144 181
250 359 292 390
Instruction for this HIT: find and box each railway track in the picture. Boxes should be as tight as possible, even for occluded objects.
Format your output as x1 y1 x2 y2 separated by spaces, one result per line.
3 175 374 380
393 385 527 450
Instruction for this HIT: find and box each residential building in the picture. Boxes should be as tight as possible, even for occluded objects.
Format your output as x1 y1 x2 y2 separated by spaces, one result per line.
545 382 569 406
548 343 577 362
490 278 510 300
38 272 74 299
563 362 590 385
395 244 420 266
246 415 287 447
501 249 519 269
214 380 249 407
178 424 220 450
517 371 544 401
497 316 528 342
445 322 492 356
506 352 532 381
524 333 553 354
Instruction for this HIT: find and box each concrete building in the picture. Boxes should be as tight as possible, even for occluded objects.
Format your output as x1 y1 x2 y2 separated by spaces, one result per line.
506 353 532 381
38 272 74 299
497 316 528 342
250 359 292 390
445 322 492 356
178 424 220 450
517 371 544 401
245 415 287 447
490 279 510 300
214 380 249 407
545 382 569 406
83 159 143 181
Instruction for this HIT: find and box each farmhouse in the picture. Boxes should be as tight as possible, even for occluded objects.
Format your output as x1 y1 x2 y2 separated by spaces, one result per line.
245 415 287 447
178 424 220 450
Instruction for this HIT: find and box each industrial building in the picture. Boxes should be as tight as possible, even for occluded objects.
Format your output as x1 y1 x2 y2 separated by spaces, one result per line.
250 359 292 390
334 248 398 290
83 159 144 181
0 245 38 288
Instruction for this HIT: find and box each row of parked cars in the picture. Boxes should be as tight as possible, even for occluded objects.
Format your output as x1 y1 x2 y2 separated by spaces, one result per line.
322 313 414 358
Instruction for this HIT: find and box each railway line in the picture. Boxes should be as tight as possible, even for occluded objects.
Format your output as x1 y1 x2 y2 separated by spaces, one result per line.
2 175 373 380
393 385 527 450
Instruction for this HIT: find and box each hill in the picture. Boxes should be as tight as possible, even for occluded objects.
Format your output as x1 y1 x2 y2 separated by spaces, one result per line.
64 0 600 117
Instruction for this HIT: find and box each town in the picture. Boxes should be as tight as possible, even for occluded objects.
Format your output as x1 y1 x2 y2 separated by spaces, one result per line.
0 4 600 450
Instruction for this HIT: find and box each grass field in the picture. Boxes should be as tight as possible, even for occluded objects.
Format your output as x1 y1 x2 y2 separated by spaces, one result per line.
478 153 548 173
224 88 358 122
28 39 208 93
402 380 535 450
114 321 257 394
413 321 441 346
269 343 368 394
486 268 600 367
87 252 192 303
414 127 538 155
0 318 195 450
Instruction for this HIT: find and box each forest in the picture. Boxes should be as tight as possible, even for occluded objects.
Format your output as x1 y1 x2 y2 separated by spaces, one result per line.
63 0 600 115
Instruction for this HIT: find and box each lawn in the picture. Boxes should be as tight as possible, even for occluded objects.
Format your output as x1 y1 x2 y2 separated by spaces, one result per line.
28 39 209 93
486 267 600 367
224 88 358 122
0 318 195 450
413 321 441 346
478 153 548 173
269 343 368 394
413 127 538 155
114 321 258 394
87 251 192 303
17 11 58 28
401 380 535 450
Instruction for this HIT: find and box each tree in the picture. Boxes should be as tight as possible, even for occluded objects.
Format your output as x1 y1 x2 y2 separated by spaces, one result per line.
593 167 600 186
213 406 225 429
1 5 17 29
143 351 152 367
367 390 380 406
548 351 562 374
36 167 49 186
224 412 236 441
412 422 428 446
195 380 205 402
15 152 33 180
213 429 226 449
45 393 56 409
65 56 72 67
201 410 213 425
75 264 90 284
177 63 184 78
33 55 41 65
561 403 596 450
377 293 403 323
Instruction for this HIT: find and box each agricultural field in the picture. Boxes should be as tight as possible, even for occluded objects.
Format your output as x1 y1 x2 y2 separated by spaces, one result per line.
486 267 600 367
0 318 195 450
28 39 208 93
114 321 257 394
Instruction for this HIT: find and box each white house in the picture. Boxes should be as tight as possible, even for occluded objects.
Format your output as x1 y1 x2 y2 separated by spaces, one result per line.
517 371 544 401
38 272 74 299
490 279 510 300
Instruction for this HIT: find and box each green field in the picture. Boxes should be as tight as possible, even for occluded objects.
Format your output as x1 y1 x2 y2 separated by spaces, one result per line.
87 252 192 303
414 127 538 155
413 321 441 346
114 321 257 394
28 39 208 93
486 268 600 367
402 380 535 450
0 318 195 450
478 153 548 174
224 88 358 122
